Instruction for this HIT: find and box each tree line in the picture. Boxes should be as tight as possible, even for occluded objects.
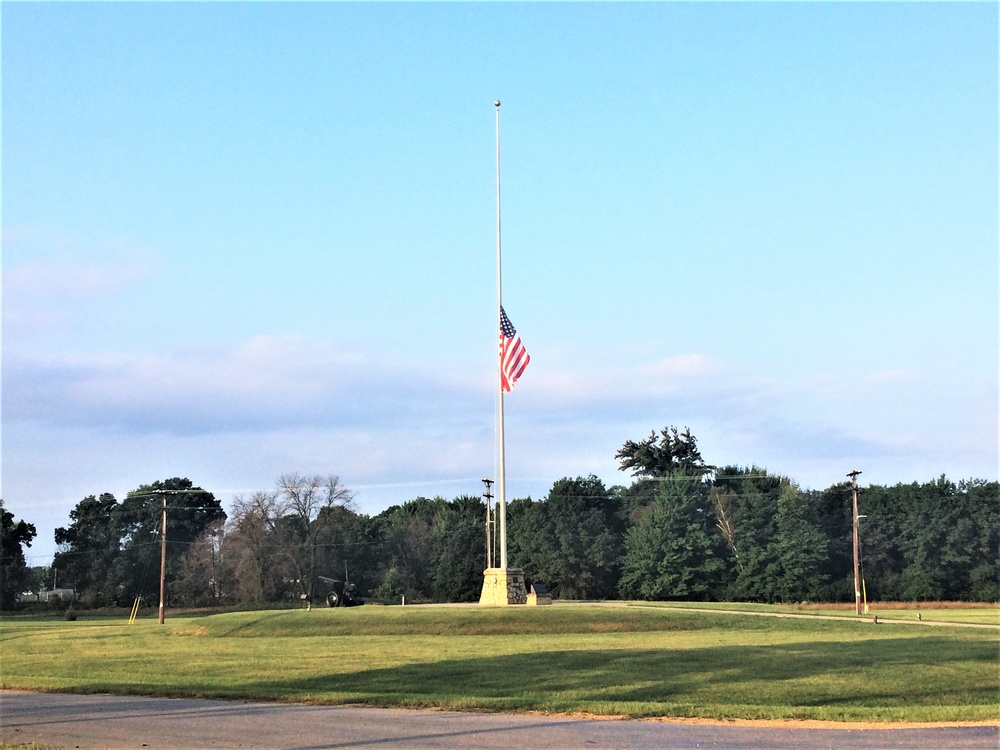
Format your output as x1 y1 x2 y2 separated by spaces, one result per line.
2 427 997 610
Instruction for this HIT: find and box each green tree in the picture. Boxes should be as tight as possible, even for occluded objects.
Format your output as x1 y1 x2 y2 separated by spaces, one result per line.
273 473 354 603
53 493 121 607
376 497 442 601
373 566 407 604
847 483 904 602
616 426 709 478
428 495 487 602
28 565 50 594
770 484 830 603
713 468 784 602
811 481 855 602
226 490 285 603
895 477 962 601
962 479 1000 602
116 478 226 606
892 476 998 602
509 476 623 599
311 504 381 598
617 426 710 521
173 520 228 606
619 473 725 601
369 494 491 603
1 500 37 609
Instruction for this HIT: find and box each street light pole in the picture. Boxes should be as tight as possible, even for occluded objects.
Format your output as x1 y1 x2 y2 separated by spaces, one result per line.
848 470 862 616
482 478 494 570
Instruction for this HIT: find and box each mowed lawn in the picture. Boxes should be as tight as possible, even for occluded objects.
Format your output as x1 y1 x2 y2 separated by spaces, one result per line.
649 600 1000 625
2 603 997 723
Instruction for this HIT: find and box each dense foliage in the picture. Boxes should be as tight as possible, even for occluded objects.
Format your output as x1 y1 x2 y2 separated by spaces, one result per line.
50 478 225 608
1 499 38 609
4 428 998 609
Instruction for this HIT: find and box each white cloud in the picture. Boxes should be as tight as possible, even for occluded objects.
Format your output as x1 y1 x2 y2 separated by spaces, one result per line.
6 334 993 483
520 352 723 412
3 331 995 563
3 229 154 336
3 335 488 434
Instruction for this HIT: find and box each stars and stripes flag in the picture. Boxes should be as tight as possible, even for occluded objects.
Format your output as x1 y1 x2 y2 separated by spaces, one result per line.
499 306 530 393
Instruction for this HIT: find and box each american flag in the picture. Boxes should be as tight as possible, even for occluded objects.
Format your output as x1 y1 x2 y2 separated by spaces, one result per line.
499 306 530 393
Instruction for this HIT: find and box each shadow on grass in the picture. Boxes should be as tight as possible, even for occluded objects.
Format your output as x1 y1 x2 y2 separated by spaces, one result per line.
239 636 998 711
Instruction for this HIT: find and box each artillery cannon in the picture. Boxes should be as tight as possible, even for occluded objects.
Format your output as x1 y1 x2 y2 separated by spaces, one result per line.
318 575 363 607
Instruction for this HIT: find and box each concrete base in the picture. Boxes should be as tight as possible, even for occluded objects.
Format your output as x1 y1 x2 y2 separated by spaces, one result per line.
478 567 527 606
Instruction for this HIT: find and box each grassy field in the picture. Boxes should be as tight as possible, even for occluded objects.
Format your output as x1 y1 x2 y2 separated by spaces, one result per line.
1 603 997 723
642 601 1000 625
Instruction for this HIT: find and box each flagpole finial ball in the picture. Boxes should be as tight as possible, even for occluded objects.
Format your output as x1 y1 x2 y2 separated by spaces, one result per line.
494 100 501 107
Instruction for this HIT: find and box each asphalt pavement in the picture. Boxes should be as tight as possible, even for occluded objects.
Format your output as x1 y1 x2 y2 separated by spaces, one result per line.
2 691 997 750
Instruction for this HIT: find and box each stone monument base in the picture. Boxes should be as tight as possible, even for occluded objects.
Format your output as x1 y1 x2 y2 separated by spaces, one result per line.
479 567 527 606
526 582 552 605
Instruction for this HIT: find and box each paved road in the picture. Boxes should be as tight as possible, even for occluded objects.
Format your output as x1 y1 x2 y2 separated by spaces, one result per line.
2 692 997 750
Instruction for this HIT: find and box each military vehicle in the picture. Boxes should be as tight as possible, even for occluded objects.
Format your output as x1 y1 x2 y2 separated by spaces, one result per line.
318 574 363 607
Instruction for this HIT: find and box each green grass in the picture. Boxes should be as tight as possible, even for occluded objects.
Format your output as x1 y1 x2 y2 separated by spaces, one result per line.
636 600 1000 625
2 604 997 723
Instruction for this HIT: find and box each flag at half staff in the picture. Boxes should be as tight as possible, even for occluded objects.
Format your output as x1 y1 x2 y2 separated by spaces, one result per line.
499 306 530 393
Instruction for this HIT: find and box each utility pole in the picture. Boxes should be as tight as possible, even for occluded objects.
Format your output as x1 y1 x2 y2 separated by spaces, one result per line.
158 493 167 625
210 528 219 601
847 470 863 616
482 478 494 569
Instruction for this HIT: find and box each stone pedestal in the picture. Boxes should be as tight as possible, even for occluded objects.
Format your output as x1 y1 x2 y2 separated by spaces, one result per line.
526 582 552 605
479 567 527 606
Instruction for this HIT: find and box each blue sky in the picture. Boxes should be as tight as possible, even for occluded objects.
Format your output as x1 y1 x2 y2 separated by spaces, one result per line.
3 2 997 565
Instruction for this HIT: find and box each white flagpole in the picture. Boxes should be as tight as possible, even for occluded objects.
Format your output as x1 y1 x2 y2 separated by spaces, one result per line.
494 99 508 571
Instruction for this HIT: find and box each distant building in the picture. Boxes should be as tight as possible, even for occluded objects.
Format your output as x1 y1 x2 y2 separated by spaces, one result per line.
17 589 76 604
